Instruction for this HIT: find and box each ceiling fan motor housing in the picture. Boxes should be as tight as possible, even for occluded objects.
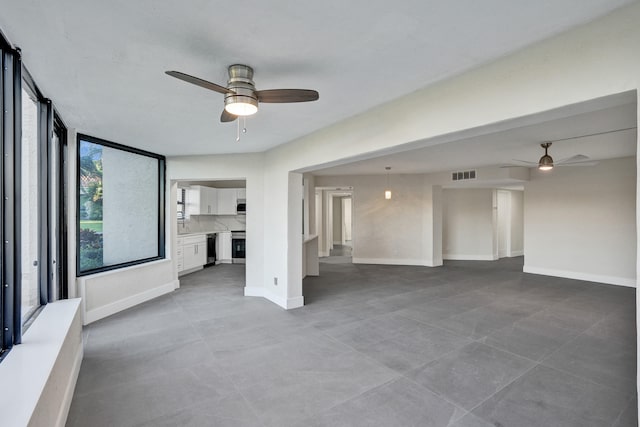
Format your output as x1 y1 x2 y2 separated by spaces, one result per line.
224 64 258 115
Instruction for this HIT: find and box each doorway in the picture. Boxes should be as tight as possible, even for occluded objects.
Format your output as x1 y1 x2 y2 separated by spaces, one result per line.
316 188 353 264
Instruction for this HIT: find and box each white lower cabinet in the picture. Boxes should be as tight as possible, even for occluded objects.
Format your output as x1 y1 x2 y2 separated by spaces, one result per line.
216 231 232 263
178 234 206 274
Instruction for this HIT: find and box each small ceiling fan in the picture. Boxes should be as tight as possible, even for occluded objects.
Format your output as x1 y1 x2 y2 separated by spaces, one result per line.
502 127 637 171
504 142 598 171
165 64 319 123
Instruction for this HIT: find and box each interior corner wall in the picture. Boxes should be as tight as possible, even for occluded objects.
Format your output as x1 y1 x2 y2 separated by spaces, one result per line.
442 188 496 261
332 197 342 244
421 183 443 267
524 156 636 287
510 190 524 256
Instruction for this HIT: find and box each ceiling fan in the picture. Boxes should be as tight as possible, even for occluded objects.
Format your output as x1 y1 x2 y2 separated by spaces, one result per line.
502 127 637 171
165 64 319 123
504 142 598 171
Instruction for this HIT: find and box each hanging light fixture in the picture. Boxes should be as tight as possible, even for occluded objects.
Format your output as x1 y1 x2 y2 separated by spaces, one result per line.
538 142 554 171
384 167 392 199
224 65 258 116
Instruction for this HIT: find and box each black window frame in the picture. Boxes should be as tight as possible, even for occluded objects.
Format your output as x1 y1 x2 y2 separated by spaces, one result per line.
1 36 22 360
1 29 69 361
76 133 166 277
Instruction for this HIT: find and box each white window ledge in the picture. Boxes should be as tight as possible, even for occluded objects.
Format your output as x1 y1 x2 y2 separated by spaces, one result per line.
0 299 82 427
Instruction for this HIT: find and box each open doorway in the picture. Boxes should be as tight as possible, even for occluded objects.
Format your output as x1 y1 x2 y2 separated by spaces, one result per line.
172 179 247 282
315 187 353 264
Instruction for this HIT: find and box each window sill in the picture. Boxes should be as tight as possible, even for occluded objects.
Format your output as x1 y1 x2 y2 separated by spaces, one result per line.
0 299 82 427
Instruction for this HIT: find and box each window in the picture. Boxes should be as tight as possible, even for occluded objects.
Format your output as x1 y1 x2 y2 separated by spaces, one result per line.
77 134 165 275
1 34 67 359
20 85 40 323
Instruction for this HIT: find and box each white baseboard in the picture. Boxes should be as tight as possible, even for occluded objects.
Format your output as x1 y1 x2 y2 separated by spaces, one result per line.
319 251 329 257
443 254 498 261
83 280 178 325
56 341 83 427
178 266 203 276
352 257 436 266
523 265 636 288
244 286 264 298
244 286 304 309
285 296 304 309
509 250 524 257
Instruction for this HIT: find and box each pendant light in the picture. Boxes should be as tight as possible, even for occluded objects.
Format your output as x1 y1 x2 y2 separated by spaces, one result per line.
384 167 392 199
538 142 554 171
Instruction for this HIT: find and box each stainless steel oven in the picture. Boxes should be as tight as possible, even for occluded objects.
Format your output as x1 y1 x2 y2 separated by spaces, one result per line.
231 231 245 264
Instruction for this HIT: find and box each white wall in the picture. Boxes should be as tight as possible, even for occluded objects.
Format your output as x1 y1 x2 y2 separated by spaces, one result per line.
343 197 352 242
442 189 496 260
524 156 636 286
316 174 434 266
497 190 511 258
78 259 176 324
510 190 524 256
332 197 342 244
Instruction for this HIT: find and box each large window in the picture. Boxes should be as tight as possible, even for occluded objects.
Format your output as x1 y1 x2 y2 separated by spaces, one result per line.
77 135 165 275
1 33 67 359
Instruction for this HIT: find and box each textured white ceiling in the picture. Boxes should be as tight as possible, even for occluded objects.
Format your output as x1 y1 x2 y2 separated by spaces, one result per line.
0 0 633 155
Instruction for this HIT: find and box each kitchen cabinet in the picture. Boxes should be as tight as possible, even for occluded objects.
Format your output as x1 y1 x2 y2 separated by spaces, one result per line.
216 188 238 215
237 188 246 200
176 237 184 272
187 185 218 215
216 231 232 263
178 234 207 273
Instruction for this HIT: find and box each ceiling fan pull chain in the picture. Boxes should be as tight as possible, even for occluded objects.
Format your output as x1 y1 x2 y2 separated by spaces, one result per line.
236 119 240 142
243 116 247 134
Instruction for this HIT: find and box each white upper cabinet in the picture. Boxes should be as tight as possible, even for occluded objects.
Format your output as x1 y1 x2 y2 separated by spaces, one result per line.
186 185 218 215
237 188 246 200
216 188 238 215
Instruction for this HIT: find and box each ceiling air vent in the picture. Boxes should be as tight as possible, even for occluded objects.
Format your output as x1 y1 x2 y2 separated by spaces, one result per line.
451 170 477 181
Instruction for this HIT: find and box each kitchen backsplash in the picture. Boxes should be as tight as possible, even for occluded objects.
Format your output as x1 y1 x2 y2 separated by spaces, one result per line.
178 215 246 234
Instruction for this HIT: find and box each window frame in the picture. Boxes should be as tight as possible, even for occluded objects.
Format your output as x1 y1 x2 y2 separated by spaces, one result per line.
76 133 166 277
0 28 69 362
0 37 22 359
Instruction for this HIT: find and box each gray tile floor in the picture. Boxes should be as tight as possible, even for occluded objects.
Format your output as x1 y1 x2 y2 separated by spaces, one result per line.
67 258 637 427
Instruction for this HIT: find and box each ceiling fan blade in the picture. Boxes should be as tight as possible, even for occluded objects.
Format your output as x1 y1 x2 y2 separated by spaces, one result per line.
256 89 319 103
166 71 234 95
500 164 530 168
555 154 589 164
510 159 538 166
220 109 237 123
557 160 599 167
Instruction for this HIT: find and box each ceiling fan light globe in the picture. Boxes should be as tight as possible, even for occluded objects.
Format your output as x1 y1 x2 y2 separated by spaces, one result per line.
538 154 554 171
224 95 258 116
